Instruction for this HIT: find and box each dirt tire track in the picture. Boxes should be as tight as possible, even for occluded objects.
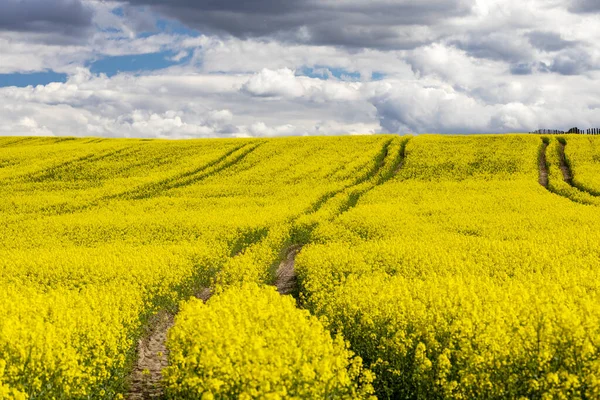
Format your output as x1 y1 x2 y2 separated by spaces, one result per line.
127 311 173 400
275 245 303 295
556 139 600 198
126 288 211 400
273 138 410 298
557 141 573 184
128 137 410 398
393 139 408 175
539 141 549 188
119 143 257 200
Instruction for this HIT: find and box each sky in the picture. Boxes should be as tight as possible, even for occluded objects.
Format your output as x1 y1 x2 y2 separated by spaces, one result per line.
0 0 599 138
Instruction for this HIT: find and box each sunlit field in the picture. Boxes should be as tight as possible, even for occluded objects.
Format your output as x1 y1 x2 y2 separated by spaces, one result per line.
1 134 599 399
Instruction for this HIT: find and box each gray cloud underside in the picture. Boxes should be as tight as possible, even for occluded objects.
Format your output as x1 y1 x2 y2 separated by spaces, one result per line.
527 31 578 52
2 0 596 69
123 0 474 49
0 0 93 36
570 0 600 13
119 0 599 74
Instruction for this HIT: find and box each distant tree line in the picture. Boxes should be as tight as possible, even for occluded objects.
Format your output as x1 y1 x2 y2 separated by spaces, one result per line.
530 127 600 135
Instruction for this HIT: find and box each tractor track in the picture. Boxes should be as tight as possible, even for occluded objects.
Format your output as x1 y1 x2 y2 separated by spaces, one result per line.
557 141 573 184
538 137 600 205
538 140 549 188
116 142 262 200
273 137 410 300
23 142 263 219
556 140 600 197
275 245 302 296
126 289 211 400
126 136 410 398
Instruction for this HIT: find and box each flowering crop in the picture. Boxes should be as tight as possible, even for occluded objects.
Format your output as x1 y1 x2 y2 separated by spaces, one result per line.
164 284 375 399
296 135 600 399
544 137 600 205
3 134 600 399
561 135 600 196
0 135 388 398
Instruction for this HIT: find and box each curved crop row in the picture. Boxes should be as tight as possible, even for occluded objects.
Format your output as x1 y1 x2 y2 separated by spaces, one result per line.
5 134 600 399
544 137 600 205
296 135 600 399
0 135 390 398
559 135 600 196
213 137 407 288
163 137 409 398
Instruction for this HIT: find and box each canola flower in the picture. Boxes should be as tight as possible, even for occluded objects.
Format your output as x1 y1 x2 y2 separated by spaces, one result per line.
560 135 600 196
160 137 408 398
164 284 375 399
296 134 600 399
0 135 388 398
544 136 600 205
3 133 600 399
214 137 409 288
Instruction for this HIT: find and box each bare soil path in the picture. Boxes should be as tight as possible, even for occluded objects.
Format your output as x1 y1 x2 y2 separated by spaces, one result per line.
126 288 211 400
558 142 573 184
275 245 302 295
127 311 173 400
127 137 410 398
539 141 549 188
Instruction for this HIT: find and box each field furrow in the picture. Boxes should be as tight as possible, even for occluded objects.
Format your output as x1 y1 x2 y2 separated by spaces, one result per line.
2 134 600 400
545 137 600 205
538 138 549 188
561 136 600 196
296 134 600 399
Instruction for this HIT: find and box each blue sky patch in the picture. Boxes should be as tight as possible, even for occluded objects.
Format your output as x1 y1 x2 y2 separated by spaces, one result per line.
88 50 192 77
111 7 125 17
0 72 68 88
299 66 385 81
136 18 201 39
110 6 200 38
156 18 201 37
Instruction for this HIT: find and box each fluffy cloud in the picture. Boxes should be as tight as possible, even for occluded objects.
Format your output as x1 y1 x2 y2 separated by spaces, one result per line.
242 68 307 98
241 68 362 102
0 0 599 137
2 64 599 138
368 73 600 134
0 68 381 137
369 81 535 134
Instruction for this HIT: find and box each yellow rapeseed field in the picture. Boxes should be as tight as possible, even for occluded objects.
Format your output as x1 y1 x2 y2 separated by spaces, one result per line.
297 135 600 399
164 284 375 399
1 134 599 399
